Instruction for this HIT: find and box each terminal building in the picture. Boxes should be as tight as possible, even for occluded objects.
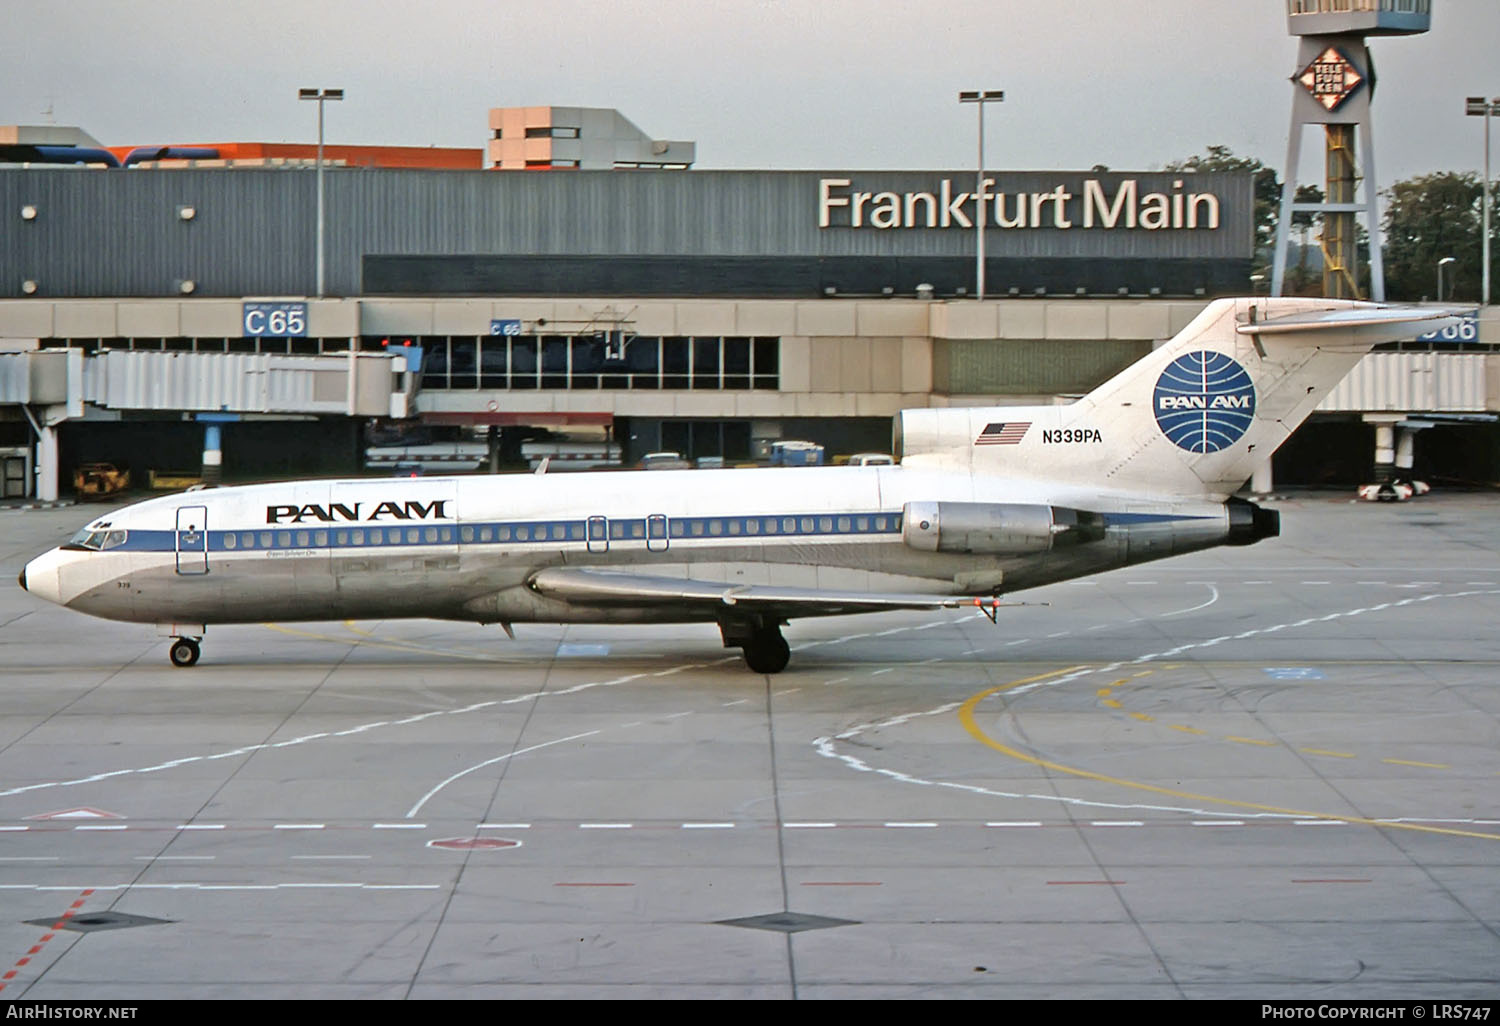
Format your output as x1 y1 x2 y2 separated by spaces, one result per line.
0 103 1495 500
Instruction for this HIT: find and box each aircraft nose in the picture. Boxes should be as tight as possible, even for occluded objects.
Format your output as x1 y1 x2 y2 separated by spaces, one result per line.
18 551 63 606
17 567 26 592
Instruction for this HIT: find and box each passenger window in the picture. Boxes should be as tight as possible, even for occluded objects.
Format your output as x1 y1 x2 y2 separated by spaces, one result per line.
407 528 419 544
260 532 273 548
314 531 328 546
425 527 438 543
764 519 779 534
727 520 741 535
630 522 644 539
837 517 850 532
242 532 255 548
783 518 796 533
496 526 510 541
745 519 759 535
335 531 347 545
691 522 704 537
856 517 869 532
223 534 237 550
610 523 624 539
708 520 723 536
277 532 291 547
569 524 583 540
352 529 365 545
296 531 310 547
801 518 814 533
516 526 529 541
480 527 493 542
461 527 473 542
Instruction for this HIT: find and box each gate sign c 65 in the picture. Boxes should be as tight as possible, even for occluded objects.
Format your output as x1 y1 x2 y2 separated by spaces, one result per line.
243 302 309 338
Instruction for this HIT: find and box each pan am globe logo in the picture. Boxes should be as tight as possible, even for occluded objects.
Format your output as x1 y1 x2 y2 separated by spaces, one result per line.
1153 351 1256 454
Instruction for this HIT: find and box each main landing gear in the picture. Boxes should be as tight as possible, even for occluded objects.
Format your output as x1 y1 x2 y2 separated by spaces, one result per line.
168 636 201 668
719 616 791 675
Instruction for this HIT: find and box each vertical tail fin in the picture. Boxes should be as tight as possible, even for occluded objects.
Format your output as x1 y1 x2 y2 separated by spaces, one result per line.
898 298 1456 500
1082 298 1455 497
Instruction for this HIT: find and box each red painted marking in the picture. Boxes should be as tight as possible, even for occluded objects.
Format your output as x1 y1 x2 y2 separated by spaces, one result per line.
800 881 883 886
26 807 122 821
427 837 520 851
1292 879 1371 884
1046 880 1124 885
0 888 92 993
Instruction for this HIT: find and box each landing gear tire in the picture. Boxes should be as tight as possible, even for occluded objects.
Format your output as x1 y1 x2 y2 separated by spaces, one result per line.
169 637 201 668
743 629 790 674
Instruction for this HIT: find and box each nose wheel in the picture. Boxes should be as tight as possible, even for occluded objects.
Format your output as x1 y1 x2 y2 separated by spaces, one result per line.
168 637 201 668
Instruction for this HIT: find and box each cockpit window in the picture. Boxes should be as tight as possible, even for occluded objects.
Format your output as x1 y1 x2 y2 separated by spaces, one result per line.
65 528 128 551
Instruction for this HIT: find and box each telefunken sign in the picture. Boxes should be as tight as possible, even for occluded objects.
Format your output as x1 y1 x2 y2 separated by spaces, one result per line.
817 177 1223 232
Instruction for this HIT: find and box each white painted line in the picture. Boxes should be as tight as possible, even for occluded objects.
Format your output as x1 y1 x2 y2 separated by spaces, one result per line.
580 823 632 829
273 824 325 830
985 821 1042 828
136 855 214 861
721 698 750 706
682 823 736 829
823 678 850 686
373 823 426 830
884 822 937 828
291 855 370 860
75 825 127 831
177 824 225 830
1191 820 1245 827
871 668 894 676
1091 820 1144 827
0 826 29 832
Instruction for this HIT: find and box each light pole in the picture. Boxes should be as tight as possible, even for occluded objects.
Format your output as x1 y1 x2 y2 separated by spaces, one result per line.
1438 256 1456 303
1466 97 1497 307
959 89 1003 301
299 87 343 298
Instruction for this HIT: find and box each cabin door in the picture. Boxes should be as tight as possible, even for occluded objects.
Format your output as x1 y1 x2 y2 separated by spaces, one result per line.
175 505 209 575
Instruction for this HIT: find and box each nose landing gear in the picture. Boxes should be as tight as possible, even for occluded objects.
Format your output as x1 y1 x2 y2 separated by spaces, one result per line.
168 637 201 668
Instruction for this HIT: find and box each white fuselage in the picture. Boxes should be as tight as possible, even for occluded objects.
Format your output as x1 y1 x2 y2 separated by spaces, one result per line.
20 464 1233 630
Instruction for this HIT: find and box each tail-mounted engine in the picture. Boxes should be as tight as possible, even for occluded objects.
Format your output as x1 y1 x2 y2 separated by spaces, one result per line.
902 502 1106 556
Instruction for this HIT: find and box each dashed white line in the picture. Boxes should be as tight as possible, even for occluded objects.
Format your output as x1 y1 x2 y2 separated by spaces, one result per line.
580 823 632 830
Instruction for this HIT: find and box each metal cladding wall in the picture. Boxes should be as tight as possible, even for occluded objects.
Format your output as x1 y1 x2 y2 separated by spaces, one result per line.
0 168 1253 300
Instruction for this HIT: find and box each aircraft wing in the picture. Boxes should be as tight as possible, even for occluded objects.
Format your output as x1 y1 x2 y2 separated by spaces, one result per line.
529 567 1005 618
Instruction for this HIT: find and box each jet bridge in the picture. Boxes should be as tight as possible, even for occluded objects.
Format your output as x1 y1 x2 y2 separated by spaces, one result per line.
0 347 415 499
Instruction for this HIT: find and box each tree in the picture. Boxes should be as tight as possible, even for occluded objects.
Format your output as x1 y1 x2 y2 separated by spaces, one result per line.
1165 145 1282 271
1286 183 1324 295
1381 172 1492 302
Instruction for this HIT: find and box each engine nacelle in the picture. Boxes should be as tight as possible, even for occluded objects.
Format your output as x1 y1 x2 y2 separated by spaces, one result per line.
902 502 1105 555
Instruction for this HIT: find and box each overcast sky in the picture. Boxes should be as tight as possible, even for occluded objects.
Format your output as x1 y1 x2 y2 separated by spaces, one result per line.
9 1 1498 190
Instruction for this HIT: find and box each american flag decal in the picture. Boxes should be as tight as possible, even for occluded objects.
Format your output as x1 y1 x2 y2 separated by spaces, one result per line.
976 422 1031 445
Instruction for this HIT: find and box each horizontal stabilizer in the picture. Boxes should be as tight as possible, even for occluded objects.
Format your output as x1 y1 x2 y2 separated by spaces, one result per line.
1239 306 1458 336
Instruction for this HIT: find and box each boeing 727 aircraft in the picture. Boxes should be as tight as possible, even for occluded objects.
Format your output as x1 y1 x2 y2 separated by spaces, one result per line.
18 298 1453 673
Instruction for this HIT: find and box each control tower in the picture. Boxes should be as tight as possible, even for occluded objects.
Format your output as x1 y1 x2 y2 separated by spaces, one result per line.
1270 0 1433 301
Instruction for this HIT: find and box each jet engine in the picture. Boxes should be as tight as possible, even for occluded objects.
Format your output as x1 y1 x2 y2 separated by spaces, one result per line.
902 502 1105 555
